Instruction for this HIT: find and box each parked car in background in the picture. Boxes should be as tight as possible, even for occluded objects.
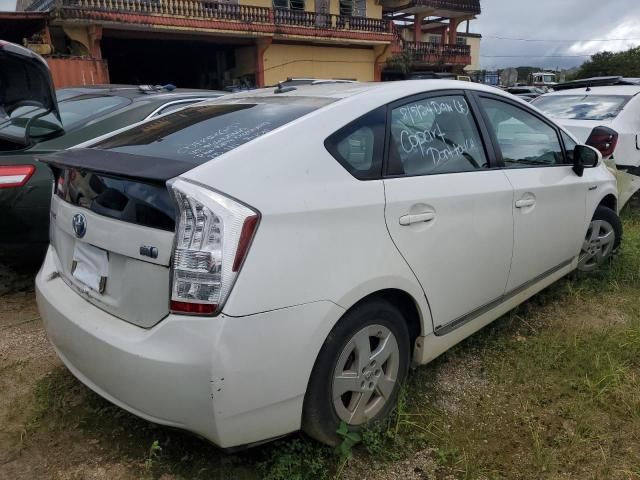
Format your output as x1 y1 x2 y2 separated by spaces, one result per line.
35 68 620 450
532 79 640 206
506 86 546 102
0 40 224 267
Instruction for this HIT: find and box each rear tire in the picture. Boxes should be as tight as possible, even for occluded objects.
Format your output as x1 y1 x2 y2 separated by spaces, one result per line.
578 205 622 272
302 299 410 446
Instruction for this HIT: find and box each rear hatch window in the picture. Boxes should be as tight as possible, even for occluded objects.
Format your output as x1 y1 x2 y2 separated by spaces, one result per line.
92 98 333 164
533 95 631 121
45 96 332 328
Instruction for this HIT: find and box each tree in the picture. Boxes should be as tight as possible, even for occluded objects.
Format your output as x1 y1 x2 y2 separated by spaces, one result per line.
574 47 640 79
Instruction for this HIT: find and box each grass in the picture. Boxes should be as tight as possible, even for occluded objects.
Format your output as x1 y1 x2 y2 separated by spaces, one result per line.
17 205 640 479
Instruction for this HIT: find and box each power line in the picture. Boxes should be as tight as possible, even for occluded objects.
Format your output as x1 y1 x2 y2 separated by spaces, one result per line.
480 54 593 58
483 34 640 43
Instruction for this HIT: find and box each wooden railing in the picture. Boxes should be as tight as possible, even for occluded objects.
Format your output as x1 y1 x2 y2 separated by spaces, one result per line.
56 0 390 33
403 41 471 62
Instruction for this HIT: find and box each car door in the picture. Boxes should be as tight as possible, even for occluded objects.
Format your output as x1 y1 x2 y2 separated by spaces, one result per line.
383 91 514 334
475 94 587 292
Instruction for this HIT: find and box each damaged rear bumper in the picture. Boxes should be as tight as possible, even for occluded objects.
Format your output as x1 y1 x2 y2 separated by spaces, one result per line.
36 246 344 448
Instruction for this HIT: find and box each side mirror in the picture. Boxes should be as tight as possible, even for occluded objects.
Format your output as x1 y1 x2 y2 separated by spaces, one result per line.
572 145 600 177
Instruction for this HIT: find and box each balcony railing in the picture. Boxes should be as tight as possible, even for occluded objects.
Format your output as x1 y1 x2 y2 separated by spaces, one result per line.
55 0 390 33
403 41 471 63
410 0 480 13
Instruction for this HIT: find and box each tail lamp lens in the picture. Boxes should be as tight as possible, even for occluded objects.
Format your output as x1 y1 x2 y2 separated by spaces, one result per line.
586 126 618 159
169 179 259 316
0 165 35 188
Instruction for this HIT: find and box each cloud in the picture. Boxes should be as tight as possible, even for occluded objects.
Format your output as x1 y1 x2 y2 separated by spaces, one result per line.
470 0 640 69
0 0 16 11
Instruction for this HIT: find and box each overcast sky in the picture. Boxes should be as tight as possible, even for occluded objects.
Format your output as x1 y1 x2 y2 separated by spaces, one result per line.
472 0 640 70
2 0 639 71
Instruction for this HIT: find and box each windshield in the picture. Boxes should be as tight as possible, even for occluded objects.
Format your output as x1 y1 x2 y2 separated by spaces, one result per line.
94 99 333 164
0 93 130 143
18 94 129 130
543 75 556 83
532 94 631 121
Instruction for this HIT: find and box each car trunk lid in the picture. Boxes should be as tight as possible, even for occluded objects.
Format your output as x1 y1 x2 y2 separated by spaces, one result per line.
555 118 611 143
0 41 61 145
44 154 177 328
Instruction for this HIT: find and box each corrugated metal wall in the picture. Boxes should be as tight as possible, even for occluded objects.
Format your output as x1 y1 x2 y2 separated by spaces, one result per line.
46 57 110 88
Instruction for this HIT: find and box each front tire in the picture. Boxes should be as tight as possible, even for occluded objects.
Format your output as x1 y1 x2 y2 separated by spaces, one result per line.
302 299 410 446
578 205 622 272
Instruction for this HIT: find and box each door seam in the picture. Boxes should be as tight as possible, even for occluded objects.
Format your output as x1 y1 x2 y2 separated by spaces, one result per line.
382 179 436 332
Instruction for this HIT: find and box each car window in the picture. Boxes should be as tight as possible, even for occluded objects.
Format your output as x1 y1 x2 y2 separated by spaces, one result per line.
154 100 202 117
325 107 385 180
532 95 631 121
58 95 130 128
387 95 488 176
8 94 129 135
480 97 565 167
95 99 333 164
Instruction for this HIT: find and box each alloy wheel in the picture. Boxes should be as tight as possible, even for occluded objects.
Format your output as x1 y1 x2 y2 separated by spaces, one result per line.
332 324 400 426
578 219 615 272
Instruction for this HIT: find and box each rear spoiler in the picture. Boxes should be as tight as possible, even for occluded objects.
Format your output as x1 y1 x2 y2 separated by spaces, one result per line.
39 148 195 183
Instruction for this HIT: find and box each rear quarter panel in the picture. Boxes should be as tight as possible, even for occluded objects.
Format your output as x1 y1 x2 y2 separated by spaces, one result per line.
179 92 432 333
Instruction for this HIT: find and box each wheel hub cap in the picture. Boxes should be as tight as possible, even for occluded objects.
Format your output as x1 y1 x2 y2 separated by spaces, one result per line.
578 219 615 272
331 325 400 426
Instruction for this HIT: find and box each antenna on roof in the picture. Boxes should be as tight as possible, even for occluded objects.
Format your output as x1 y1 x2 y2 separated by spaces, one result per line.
274 81 297 94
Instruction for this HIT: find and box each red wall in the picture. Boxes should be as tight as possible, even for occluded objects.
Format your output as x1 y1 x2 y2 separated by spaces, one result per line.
46 57 109 88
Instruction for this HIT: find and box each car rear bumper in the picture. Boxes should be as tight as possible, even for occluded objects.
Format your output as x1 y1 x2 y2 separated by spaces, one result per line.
36 246 344 448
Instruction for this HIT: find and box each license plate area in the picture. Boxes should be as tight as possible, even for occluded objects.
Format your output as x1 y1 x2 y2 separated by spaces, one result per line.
72 241 109 294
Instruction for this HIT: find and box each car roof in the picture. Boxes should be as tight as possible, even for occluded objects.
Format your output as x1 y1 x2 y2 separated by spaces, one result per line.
542 85 640 97
57 85 226 101
208 80 508 102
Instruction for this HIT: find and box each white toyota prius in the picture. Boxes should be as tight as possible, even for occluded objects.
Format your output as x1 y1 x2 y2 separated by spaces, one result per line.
27 62 621 448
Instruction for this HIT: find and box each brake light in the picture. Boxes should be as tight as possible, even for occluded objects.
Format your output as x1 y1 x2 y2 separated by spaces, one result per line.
586 126 618 159
0 165 35 188
168 179 260 316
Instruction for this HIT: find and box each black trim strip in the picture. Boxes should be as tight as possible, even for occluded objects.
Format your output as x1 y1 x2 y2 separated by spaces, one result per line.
434 257 574 337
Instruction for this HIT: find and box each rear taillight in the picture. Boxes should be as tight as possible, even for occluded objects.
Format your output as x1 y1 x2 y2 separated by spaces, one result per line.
168 179 260 316
0 165 35 188
586 126 618 159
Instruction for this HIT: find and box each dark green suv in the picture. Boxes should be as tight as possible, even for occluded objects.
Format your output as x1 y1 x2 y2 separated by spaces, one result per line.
0 41 223 267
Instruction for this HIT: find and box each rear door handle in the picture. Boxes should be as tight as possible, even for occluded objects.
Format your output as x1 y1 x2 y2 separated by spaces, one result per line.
515 199 536 209
399 212 435 226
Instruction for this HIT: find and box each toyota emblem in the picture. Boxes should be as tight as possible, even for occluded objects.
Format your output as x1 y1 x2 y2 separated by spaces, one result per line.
72 213 87 238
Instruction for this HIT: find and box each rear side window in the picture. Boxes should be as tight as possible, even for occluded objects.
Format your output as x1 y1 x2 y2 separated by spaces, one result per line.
532 94 631 121
325 107 385 180
95 100 330 164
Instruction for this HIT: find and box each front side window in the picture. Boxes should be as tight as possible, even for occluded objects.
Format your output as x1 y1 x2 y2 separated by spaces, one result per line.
387 95 488 176
480 97 565 167
325 107 385 180
532 94 630 121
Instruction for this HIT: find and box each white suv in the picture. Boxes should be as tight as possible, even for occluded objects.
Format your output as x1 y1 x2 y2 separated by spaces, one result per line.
34 79 620 449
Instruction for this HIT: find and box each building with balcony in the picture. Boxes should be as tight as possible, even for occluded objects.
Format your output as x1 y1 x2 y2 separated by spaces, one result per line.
5 0 480 88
